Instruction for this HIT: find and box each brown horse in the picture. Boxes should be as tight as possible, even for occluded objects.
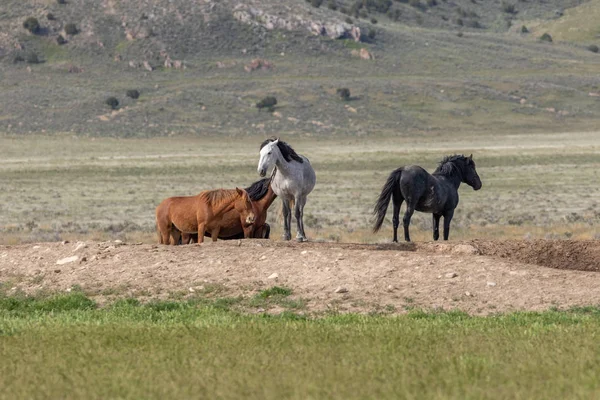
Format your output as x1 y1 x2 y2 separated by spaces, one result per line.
181 177 277 243
156 188 256 245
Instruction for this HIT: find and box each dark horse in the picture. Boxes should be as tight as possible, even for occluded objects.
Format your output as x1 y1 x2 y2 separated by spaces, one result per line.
373 155 482 242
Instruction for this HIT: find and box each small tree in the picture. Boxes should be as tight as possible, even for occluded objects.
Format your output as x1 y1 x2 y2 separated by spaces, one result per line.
26 53 40 64
337 88 351 101
587 44 599 53
256 96 277 112
521 25 528 33
56 35 67 45
106 97 119 110
540 33 552 42
65 23 78 35
126 90 140 99
57 0 67 4
327 0 337 10
502 2 516 14
345 17 353 24
367 28 377 40
23 17 41 34
47 13 55 21
371 17 378 24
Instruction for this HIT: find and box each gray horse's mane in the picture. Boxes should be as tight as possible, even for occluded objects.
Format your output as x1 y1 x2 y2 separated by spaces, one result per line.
260 138 304 164
433 155 473 177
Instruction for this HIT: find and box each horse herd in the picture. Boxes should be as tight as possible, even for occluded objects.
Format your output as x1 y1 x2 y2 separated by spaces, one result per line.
156 138 482 244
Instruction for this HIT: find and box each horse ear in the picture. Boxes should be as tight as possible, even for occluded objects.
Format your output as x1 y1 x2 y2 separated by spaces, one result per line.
235 187 243 196
468 154 473 161
273 138 279 145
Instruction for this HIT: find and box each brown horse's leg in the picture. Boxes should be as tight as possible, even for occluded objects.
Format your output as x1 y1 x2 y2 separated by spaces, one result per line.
211 226 220 242
171 229 181 246
197 223 206 244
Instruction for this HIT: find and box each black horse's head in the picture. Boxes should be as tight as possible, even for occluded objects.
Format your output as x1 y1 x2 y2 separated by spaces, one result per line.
436 155 482 190
462 154 482 190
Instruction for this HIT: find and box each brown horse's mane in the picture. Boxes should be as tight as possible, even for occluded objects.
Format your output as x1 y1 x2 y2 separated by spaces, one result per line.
199 189 242 206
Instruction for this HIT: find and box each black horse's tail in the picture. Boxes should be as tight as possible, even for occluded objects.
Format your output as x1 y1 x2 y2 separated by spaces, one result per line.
373 168 403 232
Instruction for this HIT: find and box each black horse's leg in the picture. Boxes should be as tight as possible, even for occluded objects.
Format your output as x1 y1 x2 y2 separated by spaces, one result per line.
403 203 415 242
263 223 271 239
282 198 292 241
392 193 403 243
443 210 454 240
433 214 442 241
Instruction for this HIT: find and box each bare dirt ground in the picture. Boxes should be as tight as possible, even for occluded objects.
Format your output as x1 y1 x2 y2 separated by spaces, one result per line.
1 239 599 315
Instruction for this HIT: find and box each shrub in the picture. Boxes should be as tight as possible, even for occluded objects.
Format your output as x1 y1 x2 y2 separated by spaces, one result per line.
126 90 140 99
26 53 40 64
540 33 552 42
360 10 369 18
345 17 354 24
23 17 40 34
57 0 67 4
587 44 599 53
65 23 78 35
310 0 324 7
409 0 423 9
47 13 55 21
13 54 24 63
337 88 351 100
371 17 378 24
56 35 67 45
427 0 437 6
455 18 464 26
328 0 337 10
388 9 402 21
256 96 277 111
521 25 529 33
466 19 482 29
457 31 464 37
106 97 119 110
502 2 516 14
367 28 377 40
340 7 349 14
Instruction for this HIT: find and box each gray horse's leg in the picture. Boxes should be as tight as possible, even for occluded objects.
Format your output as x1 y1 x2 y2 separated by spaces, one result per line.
282 198 292 241
295 195 307 242
433 213 442 241
443 209 454 240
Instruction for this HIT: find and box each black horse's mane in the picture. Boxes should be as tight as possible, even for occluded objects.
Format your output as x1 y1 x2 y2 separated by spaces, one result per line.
260 138 304 163
433 155 472 177
244 178 272 201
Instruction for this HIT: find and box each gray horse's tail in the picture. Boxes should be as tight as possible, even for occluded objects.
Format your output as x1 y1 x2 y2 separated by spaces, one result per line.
373 168 403 233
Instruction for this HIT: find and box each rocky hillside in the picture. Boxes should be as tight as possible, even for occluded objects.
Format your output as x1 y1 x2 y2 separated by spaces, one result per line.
0 0 599 136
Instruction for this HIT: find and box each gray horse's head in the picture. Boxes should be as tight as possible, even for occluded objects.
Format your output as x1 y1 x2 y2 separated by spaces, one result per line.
257 139 280 177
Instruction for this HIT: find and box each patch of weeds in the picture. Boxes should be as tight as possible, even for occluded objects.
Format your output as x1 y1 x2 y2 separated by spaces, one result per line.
168 290 188 301
212 296 243 311
259 286 293 298
145 300 188 312
110 298 141 309
197 283 227 296
278 298 306 310
404 296 415 304
0 292 96 313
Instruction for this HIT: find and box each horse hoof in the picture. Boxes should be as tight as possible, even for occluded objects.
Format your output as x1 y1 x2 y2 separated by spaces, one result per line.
283 235 292 241
296 237 306 243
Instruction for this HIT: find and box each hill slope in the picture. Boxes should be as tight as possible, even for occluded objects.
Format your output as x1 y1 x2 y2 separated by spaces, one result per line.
1 0 599 136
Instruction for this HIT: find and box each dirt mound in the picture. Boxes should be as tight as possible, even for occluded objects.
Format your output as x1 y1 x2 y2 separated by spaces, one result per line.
468 240 600 272
1 239 600 315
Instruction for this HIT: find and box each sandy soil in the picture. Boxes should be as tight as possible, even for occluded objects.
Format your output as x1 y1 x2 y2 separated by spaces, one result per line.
1 239 599 315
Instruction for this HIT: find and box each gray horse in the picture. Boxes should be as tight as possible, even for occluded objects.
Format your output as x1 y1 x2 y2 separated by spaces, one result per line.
257 138 316 242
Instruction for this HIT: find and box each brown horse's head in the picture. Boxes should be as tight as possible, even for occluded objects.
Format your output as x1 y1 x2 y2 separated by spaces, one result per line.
235 188 256 238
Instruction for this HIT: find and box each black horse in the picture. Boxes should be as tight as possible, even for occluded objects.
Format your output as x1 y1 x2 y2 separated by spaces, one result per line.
373 155 482 242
